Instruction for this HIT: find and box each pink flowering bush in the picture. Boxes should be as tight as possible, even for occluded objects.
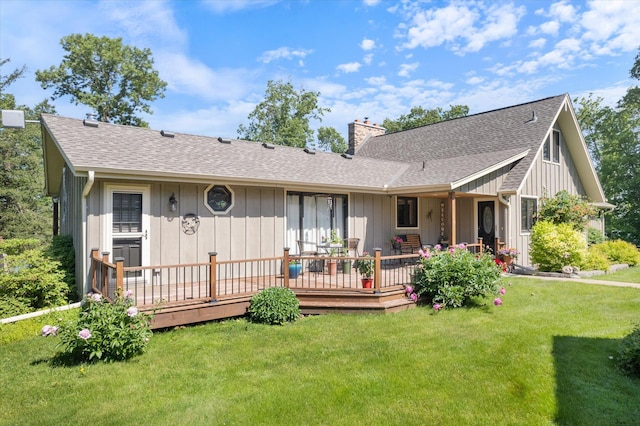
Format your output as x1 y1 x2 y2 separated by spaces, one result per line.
56 290 152 362
413 245 502 308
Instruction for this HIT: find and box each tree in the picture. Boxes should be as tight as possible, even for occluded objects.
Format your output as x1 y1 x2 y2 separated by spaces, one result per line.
237 79 330 148
35 33 166 127
1 59 55 240
575 47 640 244
0 58 27 92
382 105 469 133
317 126 347 153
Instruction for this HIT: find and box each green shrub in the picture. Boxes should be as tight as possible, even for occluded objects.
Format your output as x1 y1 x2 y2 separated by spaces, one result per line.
56 291 152 363
592 240 640 266
248 287 300 325
0 238 41 255
530 221 587 272
44 235 77 301
538 190 596 231
582 247 611 271
412 245 502 308
587 227 606 246
0 249 68 318
617 325 640 378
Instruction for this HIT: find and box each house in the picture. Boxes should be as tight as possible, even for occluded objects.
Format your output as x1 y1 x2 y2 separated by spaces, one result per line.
40 93 610 295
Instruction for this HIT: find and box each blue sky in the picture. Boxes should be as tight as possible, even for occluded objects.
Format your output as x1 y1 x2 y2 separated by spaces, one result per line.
2 0 639 141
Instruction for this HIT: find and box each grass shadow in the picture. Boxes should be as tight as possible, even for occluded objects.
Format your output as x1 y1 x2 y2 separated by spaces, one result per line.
553 335 640 425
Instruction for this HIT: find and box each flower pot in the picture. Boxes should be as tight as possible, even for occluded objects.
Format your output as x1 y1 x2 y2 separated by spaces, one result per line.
288 263 302 279
361 278 373 288
502 255 514 266
341 260 352 273
327 260 338 275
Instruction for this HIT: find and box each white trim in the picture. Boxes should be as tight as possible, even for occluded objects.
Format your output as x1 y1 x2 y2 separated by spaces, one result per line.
103 183 150 269
394 195 420 230
203 184 235 215
519 195 539 235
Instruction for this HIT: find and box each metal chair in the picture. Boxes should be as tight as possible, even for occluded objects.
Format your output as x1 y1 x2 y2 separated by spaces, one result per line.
345 238 360 258
296 240 321 273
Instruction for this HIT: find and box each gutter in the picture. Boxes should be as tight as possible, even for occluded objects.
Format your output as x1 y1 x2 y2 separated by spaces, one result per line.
81 171 95 294
498 193 510 250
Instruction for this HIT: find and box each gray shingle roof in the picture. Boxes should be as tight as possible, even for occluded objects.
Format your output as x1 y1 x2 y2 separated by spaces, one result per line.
357 94 568 191
41 114 408 192
41 94 568 194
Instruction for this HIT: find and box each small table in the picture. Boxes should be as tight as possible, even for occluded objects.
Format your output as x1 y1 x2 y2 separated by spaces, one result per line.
316 243 344 256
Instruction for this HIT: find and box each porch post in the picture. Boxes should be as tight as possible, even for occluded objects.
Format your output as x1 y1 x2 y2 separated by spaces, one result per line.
374 248 382 293
209 252 217 301
114 257 124 296
283 247 290 288
90 248 99 291
101 251 110 294
477 238 483 254
448 191 457 246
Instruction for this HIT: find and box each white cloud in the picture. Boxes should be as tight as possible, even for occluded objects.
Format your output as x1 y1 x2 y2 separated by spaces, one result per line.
581 0 640 54
529 38 547 49
549 1 578 23
360 38 375 50
398 62 419 77
365 76 387 85
156 52 252 101
466 76 484 85
100 0 187 48
363 0 380 6
363 53 374 65
539 21 560 37
258 47 313 63
399 2 524 54
336 62 362 73
200 0 279 14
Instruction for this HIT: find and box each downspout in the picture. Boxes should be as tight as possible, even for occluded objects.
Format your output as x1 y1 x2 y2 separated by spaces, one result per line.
82 171 95 294
498 193 510 249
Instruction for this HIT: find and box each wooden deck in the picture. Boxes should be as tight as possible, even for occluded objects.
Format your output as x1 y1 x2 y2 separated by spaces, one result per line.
90 248 419 329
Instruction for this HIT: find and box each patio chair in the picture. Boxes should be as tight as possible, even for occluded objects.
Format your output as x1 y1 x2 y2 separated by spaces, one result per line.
400 234 423 254
296 240 322 273
345 238 360 258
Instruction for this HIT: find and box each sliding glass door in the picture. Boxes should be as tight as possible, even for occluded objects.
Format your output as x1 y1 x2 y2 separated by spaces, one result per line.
286 192 347 254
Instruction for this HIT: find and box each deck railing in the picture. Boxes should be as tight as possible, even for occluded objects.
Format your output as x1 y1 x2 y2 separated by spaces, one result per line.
89 247 420 307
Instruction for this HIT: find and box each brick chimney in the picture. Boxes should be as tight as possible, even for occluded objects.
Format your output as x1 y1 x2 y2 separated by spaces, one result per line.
347 118 385 155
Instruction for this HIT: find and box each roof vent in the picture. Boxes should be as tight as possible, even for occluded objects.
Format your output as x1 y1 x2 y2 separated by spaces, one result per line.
218 137 232 144
304 147 316 155
160 130 175 138
83 119 99 128
526 111 537 123
262 142 275 150
341 153 353 160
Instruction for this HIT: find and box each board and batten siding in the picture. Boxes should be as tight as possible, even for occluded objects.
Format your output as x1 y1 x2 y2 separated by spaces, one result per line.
516 126 586 266
60 167 88 294
455 165 512 196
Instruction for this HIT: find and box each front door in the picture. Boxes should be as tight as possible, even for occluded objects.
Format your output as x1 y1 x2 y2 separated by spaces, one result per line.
478 201 495 253
104 185 150 280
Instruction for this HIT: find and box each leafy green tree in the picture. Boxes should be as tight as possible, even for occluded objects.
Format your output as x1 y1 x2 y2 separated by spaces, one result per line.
382 104 469 133
35 33 166 127
317 126 347 153
237 79 330 148
575 47 640 244
0 58 26 92
1 59 55 240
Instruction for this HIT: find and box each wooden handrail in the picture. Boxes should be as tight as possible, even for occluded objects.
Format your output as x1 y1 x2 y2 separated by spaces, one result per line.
374 248 382 292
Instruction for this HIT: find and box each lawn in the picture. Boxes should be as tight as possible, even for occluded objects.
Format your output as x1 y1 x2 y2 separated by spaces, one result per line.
1 277 639 425
588 265 640 284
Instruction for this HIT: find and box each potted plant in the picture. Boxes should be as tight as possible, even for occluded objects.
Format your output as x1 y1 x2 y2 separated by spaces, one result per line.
288 258 302 279
356 252 374 288
326 230 343 275
497 247 520 266
340 251 352 274
389 235 403 250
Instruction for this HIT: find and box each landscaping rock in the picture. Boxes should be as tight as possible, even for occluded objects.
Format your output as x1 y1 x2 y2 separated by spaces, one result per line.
608 264 629 273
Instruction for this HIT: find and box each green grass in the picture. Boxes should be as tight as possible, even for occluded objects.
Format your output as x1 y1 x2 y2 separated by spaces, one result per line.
1 278 640 425
589 265 640 283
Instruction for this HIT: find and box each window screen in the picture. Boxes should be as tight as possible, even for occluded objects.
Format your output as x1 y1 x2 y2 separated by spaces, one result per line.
112 193 142 233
